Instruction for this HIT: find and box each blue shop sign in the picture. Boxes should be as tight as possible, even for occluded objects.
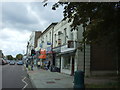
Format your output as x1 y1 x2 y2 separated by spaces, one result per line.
47 42 51 45
40 43 42 48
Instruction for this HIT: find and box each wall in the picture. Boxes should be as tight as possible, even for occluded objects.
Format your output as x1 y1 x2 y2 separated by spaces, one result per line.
91 40 117 72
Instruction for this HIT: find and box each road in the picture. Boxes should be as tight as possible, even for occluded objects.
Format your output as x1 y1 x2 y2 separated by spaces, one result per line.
2 64 33 89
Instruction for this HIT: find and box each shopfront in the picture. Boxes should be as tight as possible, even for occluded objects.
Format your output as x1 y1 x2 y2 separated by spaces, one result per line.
39 49 47 68
61 44 76 75
53 46 61 71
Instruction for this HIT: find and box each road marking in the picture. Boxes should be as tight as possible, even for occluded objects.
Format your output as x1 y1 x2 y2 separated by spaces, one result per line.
22 77 28 90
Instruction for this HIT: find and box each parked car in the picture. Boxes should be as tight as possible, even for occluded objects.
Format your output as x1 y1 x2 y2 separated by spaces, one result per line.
9 61 15 65
17 61 24 65
6 60 10 63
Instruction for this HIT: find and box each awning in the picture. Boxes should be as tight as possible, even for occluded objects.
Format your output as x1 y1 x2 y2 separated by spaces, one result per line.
40 49 46 54
46 51 54 54
39 55 46 59
60 49 76 55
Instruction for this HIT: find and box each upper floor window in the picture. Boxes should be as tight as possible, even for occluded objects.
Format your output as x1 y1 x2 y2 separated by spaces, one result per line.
46 35 47 44
68 40 74 48
55 34 57 46
49 32 51 41
58 31 63 45
64 28 67 44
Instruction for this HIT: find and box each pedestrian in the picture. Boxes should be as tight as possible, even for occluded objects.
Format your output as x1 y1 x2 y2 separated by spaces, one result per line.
37 61 40 69
30 61 34 71
26 60 28 68
47 61 50 70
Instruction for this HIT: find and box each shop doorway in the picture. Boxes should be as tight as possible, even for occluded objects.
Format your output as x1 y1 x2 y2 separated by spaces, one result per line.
71 57 75 76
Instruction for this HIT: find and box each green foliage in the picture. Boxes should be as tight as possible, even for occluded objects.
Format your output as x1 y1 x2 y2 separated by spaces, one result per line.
13 58 16 60
16 54 23 60
6 55 13 60
51 2 120 46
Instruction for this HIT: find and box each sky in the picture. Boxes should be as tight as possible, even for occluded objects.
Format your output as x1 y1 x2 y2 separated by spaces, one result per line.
0 1 64 57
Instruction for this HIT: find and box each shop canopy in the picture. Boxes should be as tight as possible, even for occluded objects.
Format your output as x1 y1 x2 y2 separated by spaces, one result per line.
39 55 46 59
46 51 54 54
40 49 46 54
39 49 46 59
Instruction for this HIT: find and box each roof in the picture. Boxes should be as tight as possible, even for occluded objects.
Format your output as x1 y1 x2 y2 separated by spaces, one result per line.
41 23 58 36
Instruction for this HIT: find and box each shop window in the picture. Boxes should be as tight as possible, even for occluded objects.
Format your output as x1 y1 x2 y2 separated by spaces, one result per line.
68 40 74 48
58 39 61 46
55 58 60 68
63 57 70 70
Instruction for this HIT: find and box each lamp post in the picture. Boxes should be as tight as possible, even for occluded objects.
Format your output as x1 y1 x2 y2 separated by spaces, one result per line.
58 31 62 72
83 24 86 73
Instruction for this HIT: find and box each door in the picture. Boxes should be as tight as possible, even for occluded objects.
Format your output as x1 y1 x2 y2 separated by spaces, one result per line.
71 57 75 76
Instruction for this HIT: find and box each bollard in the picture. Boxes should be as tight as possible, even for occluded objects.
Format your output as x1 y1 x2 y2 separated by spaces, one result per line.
74 70 85 88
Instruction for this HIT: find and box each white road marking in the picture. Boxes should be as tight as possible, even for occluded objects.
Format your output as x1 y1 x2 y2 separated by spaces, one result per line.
22 77 28 90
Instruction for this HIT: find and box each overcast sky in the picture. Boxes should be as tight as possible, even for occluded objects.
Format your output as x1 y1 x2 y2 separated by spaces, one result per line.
0 2 64 57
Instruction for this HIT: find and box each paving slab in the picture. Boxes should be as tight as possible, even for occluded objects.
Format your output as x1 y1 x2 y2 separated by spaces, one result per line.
27 67 74 88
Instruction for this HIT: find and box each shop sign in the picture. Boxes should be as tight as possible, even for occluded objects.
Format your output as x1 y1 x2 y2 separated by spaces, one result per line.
47 42 51 45
61 44 75 52
53 47 61 53
40 43 42 48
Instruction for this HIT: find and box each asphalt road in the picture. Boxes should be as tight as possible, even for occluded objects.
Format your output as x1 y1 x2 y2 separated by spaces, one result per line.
2 64 33 89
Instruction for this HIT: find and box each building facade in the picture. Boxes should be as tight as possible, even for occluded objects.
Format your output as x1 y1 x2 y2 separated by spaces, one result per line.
27 31 42 56
36 23 57 67
52 19 90 75
35 19 90 75
27 18 118 76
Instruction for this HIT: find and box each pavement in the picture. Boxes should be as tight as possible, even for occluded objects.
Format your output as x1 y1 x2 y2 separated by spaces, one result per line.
26 66 74 88
25 66 118 88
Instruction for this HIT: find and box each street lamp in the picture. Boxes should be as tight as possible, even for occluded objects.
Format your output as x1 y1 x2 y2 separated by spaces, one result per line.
83 23 87 73
58 31 63 72
83 23 87 74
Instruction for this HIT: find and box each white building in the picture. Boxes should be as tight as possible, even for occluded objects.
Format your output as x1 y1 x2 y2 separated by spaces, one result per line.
52 19 90 75
27 19 117 76
36 23 57 51
36 23 57 66
35 19 90 76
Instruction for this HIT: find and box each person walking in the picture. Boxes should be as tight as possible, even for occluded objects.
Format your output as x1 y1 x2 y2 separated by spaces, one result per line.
26 60 28 68
37 61 40 69
31 61 34 71
47 61 50 70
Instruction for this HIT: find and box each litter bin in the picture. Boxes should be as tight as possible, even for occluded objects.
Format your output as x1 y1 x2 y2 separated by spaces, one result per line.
74 70 84 88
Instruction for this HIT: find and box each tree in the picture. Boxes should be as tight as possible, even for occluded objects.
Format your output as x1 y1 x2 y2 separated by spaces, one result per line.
6 55 13 60
44 2 120 74
16 54 23 60
51 2 120 46
13 58 16 60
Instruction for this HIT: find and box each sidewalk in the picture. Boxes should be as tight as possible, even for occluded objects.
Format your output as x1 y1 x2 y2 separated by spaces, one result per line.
27 66 74 88
26 66 119 88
